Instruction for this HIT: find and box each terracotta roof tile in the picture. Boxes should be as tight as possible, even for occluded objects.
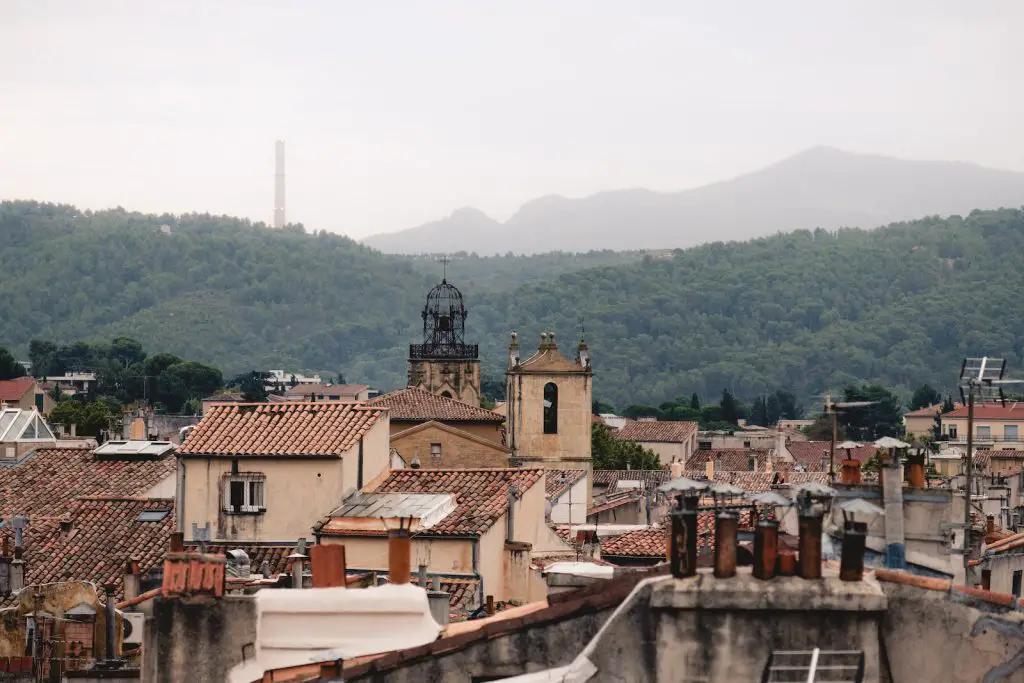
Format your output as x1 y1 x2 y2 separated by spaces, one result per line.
179 402 385 457
586 492 641 517
614 421 698 444
600 527 666 558
777 471 832 486
368 388 504 423
687 449 774 471
0 448 176 519
681 470 779 493
982 450 1024 460
1 497 175 603
0 377 35 402
786 441 876 471
905 403 961 418
945 404 1024 420
592 469 671 490
546 469 585 499
182 542 295 575
322 468 544 537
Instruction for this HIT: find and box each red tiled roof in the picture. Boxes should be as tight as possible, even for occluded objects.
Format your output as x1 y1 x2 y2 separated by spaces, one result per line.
786 442 876 471
614 420 698 444
546 469 586 499
776 471 832 486
982 450 1024 460
0 377 35 402
592 469 670 490
178 402 385 457
944 404 1024 420
368 387 504 423
587 492 641 517
322 468 544 537
905 403 961 418
1 497 175 602
682 470 779 494
687 449 773 471
601 527 666 558
0 448 176 519
183 542 296 575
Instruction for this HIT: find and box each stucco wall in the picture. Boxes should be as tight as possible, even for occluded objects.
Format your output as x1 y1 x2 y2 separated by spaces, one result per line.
509 373 591 465
390 423 508 469
323 536 475 576
150 595 257 683
407 359 481 407
904 414 936 439
642 441 686 467
390 421 500 442
988 555 1024 596
181 419 389 542
550 478 588 524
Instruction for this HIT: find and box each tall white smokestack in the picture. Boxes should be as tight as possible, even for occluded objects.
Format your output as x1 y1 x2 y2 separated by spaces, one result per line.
273 140 286 228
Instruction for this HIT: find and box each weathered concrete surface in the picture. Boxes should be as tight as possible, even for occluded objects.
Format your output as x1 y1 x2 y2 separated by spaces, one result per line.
574 570 889 683
147 596 257 683
346 604 615 682
881 581 1024 683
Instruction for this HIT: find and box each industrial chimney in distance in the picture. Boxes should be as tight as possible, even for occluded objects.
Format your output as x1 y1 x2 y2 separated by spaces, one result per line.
273 140 286 228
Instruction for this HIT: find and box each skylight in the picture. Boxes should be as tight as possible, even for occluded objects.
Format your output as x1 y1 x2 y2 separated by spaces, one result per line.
137 510 171 522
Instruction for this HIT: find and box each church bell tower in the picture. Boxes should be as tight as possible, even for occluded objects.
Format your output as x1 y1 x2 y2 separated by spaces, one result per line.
407 274 481 406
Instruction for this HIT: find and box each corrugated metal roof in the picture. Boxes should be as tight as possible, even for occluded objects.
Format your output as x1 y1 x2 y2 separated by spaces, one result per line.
94 440 176 457
331 491 456 530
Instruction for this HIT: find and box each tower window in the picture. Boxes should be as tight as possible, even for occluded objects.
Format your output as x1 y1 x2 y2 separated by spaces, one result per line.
543 382 558 434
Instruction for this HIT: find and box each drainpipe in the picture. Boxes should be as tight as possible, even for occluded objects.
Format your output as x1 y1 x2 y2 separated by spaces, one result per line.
176 454 186 534
357 437 364 490
506 488 515 542
104 582 118 663
472 538 484 610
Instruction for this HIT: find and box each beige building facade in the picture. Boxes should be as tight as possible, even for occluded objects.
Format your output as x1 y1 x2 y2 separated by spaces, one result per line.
941 404 1024 451
177 402 390 542
390 421 510 469
506 332 593 504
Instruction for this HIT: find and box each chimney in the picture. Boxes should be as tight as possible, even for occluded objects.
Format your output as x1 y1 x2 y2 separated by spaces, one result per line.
506 485 518 542
388 528 412 585
764 457 773 474
485 595 495 615
798 513 824 580
670 460 683 478
713 512 738 579
123 558 141 602
310 544 347 588
669 495 699 578
840 521 867 582
169 531 184 553
705 457 715 481
427 589 451 627
906 451 926 489
418 563 428 588
840 459 863 485
753 519 779 580
104 582 117 663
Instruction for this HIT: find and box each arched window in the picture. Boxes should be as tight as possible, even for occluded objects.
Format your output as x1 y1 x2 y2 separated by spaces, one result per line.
441 391 453 399
543 382 558 434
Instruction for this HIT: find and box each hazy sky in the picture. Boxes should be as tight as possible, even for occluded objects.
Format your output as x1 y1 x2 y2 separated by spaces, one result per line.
2 1 1021 239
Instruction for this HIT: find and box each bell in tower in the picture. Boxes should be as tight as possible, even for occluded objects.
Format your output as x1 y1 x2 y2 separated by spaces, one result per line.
407 268 481 406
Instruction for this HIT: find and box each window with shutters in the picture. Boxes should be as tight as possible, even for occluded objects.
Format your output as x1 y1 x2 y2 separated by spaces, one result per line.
222 473 266 514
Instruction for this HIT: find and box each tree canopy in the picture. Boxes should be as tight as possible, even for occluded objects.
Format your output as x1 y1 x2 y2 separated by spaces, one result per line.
591 424 660 470
2 201 1023 409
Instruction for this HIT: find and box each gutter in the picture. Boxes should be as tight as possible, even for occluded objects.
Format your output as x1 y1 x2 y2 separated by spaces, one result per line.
176 453 186 534
357 437 364 490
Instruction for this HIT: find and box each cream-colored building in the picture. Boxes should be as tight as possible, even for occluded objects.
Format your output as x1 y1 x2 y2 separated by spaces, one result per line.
903 403 952 440
506 332 593 504
176 402 390 542
406 279 481 406
614 420 698 466
0 377 55 415
941 403 1024 452
316 467 569 606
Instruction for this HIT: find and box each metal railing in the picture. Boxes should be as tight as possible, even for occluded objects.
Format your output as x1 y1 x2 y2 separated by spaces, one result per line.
408 343 479 360
762 649 865 683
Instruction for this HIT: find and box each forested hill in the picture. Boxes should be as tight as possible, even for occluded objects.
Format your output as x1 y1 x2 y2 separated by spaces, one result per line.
2 201 1023 409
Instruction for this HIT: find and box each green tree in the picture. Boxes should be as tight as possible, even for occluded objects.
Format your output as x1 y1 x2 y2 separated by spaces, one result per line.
719 389 740 425
838 383 903 441
0 347 26 380
592 424 660 470
689 393 700 411
110 336 146 368
909 384 942 411
231 371 270 402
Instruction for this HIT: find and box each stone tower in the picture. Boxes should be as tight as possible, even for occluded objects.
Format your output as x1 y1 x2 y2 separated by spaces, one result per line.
506 331 593 504
407 277 481 406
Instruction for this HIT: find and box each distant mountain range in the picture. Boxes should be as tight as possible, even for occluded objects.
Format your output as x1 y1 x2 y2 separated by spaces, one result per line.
363 147 1024 254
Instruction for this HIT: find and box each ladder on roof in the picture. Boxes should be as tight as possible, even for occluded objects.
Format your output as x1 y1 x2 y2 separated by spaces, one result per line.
761 649 865 683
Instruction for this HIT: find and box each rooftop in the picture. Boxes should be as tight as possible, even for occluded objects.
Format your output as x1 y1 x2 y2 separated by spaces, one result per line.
546 469 586 500
283 383 368 397
368 387 504 423
0 376 36 402
319 468 544 537
178 402 386 458
787 441 877 471
512 336 590 375
1 496 175 602
182 541 298 576
600 527 667 559
0 447 175 519
687 448 774 471
614 420 698 444
944 403 1024 420
94 439 175 458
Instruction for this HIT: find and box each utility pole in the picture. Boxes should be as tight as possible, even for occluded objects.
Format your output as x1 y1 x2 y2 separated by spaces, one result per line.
964 390 975 580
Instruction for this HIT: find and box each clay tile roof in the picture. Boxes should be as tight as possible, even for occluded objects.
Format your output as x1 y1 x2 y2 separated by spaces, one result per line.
600 527 667 558
983 450 1024 460
0 377 35 402
514 343 590 374
777 471 832 486
592 469 671 490
368 388 504 423
546 469 586 499
0 448 176 519
614 421 698 444
182 542 296 575
687 449 774 471
786 441 876 471
944 403 1024 420
323 468 544 537
1 497 175 603
586 492 642 517
905 403 960 418
680 470 779 494
178 402 385 457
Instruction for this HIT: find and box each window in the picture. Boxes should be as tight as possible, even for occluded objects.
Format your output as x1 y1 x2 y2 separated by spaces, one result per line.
948 425 958 439
977 426 992 440
543 382 558 434
430 442 442 460
748 456 757 472
440 391 453 399
1013 570 1022 598
223 474 266 514
743 440 751 448
1006 425 1020 441
699 441 712 450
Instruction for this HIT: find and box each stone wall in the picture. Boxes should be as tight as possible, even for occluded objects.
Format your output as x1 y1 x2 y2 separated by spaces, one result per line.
147 596 257 683
390 423 508 469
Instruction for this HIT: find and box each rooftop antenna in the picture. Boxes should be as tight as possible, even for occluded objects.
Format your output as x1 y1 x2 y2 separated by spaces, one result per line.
958 357 1022 584
821 394 877 482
